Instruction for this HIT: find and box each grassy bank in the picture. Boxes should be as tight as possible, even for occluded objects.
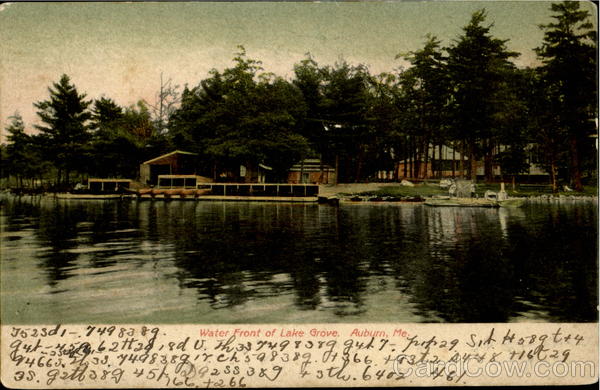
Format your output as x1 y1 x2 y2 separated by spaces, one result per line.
352 183 446 197
329 182 598 198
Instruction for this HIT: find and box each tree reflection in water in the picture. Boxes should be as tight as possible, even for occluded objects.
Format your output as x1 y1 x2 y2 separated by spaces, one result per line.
1 196 597 323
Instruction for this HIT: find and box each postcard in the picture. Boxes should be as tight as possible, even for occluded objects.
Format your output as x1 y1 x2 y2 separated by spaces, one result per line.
1 1 597 387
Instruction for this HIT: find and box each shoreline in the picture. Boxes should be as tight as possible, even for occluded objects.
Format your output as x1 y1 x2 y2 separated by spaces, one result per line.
0 191 597 204
318 182 598 200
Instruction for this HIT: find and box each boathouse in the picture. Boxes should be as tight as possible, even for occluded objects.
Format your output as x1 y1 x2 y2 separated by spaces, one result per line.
288 159 336 184
140 150 199 186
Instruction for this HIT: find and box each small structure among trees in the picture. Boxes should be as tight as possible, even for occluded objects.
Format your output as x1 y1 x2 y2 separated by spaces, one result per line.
288 159 336 184
140 150 199 186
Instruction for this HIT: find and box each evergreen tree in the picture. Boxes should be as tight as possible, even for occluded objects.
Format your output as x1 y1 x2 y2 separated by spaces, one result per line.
5 113 31 187
4 114 48 188
446 10 519 181
536 1 597 191
89 98 143 178
494 67 531 187
525 67 570 193
34 74 92 186
366 72 403 180
91 97 124 133
293 54 327 157
399 35 450 179
320 61 372 182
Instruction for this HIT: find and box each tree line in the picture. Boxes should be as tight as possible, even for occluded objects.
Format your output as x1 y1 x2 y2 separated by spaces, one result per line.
2 2 596 192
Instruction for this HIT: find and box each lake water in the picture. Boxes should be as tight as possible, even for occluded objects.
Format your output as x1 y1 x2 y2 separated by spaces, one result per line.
1 195 597 324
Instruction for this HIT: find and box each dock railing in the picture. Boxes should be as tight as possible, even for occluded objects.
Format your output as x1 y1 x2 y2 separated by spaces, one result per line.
200 183 319 198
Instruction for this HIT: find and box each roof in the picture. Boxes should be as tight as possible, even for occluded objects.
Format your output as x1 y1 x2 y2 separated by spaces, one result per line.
142 150 197 165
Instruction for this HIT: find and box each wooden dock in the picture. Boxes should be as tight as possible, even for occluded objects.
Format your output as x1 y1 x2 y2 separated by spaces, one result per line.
52 183 321 202
138 183 319 201
136 194 317 202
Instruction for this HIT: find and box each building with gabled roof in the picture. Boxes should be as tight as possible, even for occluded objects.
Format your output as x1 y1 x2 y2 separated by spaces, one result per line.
288 158 336 184
140 150 199 186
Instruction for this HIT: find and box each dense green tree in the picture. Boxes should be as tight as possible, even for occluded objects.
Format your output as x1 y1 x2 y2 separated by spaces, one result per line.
292 55 327 155
5 114 31 186
207 49 309 180
4 114 48 188
398 35 450 179
536 1 597 191
34 74 92 185
89 98 140 178
366 72 403 179
88 98 169 179
169 70 231 178
294 56 396 182
446 10 519 182
319 61 372 182
170 48 310 181
525 67 569 193
121 101 155 142
492 66 531 186
0 144 8 181
91 97 124 132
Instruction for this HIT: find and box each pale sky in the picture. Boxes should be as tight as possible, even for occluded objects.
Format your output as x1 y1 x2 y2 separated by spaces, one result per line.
0 1 597 141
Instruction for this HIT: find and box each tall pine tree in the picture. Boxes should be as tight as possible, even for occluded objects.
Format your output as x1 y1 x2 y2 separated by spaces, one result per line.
34 74 92 186
399 35 450 179
536 1 597 191
446 10 518 181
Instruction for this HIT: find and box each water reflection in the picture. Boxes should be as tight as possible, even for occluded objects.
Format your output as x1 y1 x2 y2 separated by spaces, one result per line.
1 195 597 323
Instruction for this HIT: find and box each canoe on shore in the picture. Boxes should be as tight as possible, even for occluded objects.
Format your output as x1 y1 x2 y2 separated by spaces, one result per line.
424 197 526 208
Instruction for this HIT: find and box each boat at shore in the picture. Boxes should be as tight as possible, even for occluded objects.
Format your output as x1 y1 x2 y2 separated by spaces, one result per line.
424 197 526 208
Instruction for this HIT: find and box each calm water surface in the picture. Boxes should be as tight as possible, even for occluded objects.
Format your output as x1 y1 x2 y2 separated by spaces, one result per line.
1 195 597 324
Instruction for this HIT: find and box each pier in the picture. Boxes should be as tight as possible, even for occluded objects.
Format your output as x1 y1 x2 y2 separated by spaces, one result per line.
134 182 319 202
